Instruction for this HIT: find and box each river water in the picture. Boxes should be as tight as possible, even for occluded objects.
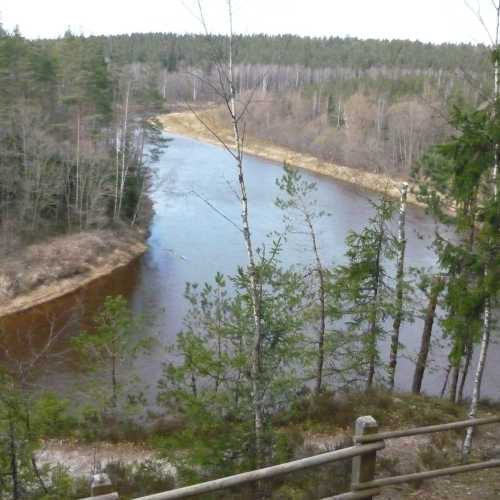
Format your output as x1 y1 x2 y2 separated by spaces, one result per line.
2 133 499 400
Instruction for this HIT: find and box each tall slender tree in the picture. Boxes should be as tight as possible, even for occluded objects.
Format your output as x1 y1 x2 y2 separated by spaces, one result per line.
275 164 332 395
336 196 397 390
388 182 409 390
463 0 500 458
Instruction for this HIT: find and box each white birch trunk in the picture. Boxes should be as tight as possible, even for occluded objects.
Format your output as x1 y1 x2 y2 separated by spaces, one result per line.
226 0 264 468
117 80 131 219
462 297 491 456
113 127 120 220
462 4 499 458
388 182 408 390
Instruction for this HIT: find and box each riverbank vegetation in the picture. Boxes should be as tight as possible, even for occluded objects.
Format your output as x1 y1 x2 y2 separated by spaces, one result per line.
1 3 500 499
0 25 167 254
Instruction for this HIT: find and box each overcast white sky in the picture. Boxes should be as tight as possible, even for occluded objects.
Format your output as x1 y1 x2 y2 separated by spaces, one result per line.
0 0 498 45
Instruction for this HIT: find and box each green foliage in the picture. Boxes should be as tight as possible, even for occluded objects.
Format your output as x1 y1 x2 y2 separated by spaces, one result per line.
156 255 309 478
275 163 329 225
65 32 489 74
72 295 154 415
414 90 500 367
0 371 78 499
103 460 175 499
334 196 398 387
30 393 75 438
34 466 90 500
275 164 346 392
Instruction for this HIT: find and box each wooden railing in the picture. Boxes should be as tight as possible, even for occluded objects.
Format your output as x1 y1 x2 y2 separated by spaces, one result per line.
82 414 500 500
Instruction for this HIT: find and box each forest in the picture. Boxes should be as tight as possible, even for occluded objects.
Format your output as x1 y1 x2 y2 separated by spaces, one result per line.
0 7 500 500
0 26 492 248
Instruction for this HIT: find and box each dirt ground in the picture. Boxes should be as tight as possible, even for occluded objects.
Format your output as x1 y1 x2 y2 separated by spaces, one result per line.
377 421 500 499
37 419 500 499
36 440 175 478
0 228 147 317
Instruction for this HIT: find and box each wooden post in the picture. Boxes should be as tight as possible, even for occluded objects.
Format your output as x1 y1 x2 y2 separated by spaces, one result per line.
91 473 114 496
351 416 380 499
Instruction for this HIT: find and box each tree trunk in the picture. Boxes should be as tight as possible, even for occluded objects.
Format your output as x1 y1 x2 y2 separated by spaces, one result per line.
111 354 117 409
463 9 499 457
462 298 491 457
306 215 326 396
366 221 384 391
440 362 451 398
457 341 473 403
9 419 20 500
412 275 444 394
388 182 408 391
226 0 264 469
75 108 81 228
449 364 460 403
113 127 120 220
117 80 131 220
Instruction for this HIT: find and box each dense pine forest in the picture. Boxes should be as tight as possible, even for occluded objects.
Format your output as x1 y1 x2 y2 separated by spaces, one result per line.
1 13 500 499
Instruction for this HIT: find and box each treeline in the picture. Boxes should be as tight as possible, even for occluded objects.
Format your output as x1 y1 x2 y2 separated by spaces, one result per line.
49 32 489 72
50 32 489 105
36 31 492 175
0 26 166 253
10 30 490 182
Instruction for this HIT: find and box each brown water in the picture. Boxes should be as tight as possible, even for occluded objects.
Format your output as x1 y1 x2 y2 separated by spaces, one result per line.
2 133 499 401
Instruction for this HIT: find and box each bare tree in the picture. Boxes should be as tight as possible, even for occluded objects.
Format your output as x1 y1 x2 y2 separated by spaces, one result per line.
0 310 78 499
178 0 267 469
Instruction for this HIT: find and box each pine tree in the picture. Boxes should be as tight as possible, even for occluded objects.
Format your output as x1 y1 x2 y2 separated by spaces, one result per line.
157 255 307 477
275 163 336 394
72 295 154 414
336 196 397 390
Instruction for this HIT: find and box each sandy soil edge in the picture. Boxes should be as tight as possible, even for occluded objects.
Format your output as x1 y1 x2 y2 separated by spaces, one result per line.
158 111 423 207
0 237 147 319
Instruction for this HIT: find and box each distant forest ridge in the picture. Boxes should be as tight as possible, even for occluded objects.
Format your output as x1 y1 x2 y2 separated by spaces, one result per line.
31 30 492 176
35 32 490 73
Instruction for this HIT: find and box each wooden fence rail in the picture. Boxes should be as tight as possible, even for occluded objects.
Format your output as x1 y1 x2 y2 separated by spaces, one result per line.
82 414 500 500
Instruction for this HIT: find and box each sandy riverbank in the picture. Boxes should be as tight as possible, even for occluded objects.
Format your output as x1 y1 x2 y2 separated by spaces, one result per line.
0 229 147 318
159 110 421 206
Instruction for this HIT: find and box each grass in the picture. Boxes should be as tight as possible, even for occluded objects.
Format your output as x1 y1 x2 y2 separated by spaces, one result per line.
276 389 468 435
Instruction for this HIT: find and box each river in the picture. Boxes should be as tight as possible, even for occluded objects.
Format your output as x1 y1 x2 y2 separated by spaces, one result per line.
2 132 499 401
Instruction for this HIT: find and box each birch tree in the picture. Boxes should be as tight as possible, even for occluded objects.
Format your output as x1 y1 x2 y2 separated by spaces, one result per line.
463 0 500 458
388 182 409 390
175 0 273 470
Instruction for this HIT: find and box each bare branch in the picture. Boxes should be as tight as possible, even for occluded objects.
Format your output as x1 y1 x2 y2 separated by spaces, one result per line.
184 102 239 161
190 189 242 232
465 0 496 45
